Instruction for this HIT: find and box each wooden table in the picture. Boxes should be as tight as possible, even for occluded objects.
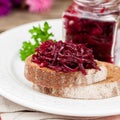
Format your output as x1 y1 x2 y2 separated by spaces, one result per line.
0 0 72 32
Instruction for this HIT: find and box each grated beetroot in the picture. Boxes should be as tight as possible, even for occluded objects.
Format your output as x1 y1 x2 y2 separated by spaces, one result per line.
32 40 98 75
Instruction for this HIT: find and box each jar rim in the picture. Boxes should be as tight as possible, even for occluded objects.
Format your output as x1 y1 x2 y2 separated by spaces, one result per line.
74 0 120 6
74 0 120 15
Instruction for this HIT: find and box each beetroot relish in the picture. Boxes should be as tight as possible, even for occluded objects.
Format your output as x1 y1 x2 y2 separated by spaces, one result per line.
63 4 116 63
32 40 98 75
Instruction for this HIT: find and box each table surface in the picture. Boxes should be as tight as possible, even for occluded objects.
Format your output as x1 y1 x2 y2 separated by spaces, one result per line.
0 0 72 32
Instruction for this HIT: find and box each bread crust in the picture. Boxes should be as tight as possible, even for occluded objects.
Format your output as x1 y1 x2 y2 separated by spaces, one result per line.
25 56 107 88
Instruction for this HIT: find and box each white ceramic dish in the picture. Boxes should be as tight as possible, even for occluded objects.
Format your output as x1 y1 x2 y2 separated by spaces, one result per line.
0 19 120 117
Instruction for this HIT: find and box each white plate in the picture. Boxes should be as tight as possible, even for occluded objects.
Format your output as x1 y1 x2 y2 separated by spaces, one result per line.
0 19 120 117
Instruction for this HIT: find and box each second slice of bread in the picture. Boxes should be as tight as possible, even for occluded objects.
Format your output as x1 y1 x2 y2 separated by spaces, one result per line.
33 61 120 99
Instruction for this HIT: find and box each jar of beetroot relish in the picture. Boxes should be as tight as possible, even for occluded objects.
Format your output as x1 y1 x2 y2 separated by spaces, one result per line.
63 0 120 63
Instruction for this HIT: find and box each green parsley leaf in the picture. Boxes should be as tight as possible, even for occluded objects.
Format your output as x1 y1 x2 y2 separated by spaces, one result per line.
19 22 54 61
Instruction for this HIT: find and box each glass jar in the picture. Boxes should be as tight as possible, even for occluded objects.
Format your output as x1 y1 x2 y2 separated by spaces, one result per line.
63 0 120 64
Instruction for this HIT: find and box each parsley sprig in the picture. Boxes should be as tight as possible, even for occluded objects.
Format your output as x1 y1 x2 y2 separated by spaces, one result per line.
19 22 54 61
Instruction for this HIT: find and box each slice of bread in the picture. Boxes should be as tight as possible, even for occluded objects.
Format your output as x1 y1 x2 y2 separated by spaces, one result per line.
24 55 120 99
25 56 107 88
34 61 120 99
34 80 120 99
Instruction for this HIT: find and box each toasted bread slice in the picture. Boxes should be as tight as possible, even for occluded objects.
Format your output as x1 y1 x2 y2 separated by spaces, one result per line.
25 55 120 99
25 55 107 88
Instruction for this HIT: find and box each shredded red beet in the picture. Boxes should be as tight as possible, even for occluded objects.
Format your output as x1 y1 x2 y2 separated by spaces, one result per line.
32 40 98 75
63 4 116 63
